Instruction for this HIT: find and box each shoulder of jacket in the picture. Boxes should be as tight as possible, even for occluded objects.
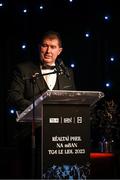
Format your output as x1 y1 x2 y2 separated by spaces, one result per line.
16 61 39 70
16 61 33 68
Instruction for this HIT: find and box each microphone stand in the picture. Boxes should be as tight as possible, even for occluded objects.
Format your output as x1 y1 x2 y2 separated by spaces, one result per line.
31 69 62 80
26 69 62 178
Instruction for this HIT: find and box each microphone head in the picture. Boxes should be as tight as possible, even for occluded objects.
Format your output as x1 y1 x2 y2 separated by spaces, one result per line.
56 58 65 67
56 58 70 78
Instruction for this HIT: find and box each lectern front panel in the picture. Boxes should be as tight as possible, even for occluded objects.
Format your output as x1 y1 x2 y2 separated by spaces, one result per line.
42 103 90 177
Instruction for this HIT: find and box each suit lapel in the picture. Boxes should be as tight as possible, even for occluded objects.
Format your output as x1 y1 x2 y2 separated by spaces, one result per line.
35 69 49 92
56 73 73 90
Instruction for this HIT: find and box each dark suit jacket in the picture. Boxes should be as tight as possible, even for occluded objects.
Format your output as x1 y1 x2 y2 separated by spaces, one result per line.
8 61 76 111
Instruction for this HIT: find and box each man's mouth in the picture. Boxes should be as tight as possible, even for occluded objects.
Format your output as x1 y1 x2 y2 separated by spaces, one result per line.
44 55 51 59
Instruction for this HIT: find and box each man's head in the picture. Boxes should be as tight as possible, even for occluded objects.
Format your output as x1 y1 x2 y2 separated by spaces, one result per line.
39 31 63 65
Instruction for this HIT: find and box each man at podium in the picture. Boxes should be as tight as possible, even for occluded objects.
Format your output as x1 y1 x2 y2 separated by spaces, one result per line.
8 30 76 112
7 30 76 178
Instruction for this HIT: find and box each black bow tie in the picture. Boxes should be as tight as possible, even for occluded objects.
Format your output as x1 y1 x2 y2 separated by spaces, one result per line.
41 64 56 70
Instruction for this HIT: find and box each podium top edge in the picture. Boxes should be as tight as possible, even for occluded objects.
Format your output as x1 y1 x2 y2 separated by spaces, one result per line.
16 90 104 122
43 90 104 98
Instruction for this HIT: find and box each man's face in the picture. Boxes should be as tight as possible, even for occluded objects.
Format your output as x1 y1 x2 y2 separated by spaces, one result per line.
39 38 62 65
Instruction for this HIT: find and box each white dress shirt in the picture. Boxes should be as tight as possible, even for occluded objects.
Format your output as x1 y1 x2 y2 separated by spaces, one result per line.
41 65 57 90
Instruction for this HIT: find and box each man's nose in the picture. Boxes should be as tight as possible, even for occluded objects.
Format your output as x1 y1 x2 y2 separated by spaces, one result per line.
46 46 51 52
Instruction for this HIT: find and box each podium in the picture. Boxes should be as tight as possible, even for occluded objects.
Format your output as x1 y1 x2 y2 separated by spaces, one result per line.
16 90 104 179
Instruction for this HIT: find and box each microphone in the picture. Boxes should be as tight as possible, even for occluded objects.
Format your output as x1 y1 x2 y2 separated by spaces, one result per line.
32 72 40 78
23 73 40 80
56 58 70 78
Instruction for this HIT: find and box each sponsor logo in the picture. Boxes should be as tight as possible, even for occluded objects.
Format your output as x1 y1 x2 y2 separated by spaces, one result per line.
49 118 59 123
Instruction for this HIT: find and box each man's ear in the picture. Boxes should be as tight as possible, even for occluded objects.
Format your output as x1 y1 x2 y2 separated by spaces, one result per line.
58 47 63 55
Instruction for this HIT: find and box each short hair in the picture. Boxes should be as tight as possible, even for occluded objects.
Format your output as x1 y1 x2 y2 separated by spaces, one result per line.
40 30 62 47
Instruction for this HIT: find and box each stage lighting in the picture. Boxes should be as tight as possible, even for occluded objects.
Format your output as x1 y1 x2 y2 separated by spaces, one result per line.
104 15 110 21
22 9 27 13
70 63 75 68
40 5 43 10
0 3 3 7
21 44 26 49
10 109 16 114
105 82 111 88
85 32 90 38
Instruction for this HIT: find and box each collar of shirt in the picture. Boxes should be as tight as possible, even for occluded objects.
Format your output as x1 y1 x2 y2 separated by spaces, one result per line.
40 63 56 70
40 64 57 90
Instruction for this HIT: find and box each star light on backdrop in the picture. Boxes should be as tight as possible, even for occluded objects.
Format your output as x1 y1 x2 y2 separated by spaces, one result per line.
110 56 117 63
39 5 44 10
21 44 26 49
70 63 75 68
105 82 112 88
110 57 115 62
22 9 27 14
10 109 15 114
0 2 3 7
85 32 90 38
104 15 111 21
